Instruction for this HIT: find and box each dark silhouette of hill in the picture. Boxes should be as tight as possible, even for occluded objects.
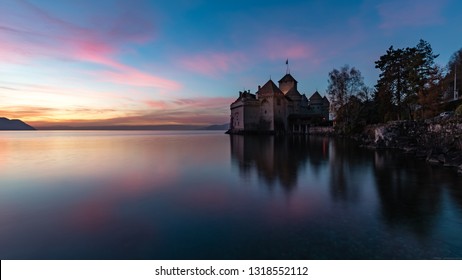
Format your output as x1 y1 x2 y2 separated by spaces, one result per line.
203 123 229 130
0 117 35 130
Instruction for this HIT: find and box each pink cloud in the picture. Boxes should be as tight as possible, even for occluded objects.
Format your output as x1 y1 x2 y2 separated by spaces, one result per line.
179 52 245 76
0 0 181 90
378 0 447 29
73 40 116 64
264 40 316 61
144 100 168 109
101 67 181 90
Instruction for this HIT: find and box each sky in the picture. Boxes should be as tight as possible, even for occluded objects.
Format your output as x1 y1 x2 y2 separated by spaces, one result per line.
1 0 461 127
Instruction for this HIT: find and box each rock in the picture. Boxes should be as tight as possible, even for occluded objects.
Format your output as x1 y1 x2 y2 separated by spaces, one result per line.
360 118 462 173
403 147 417 154
443 153 462 167
437 154 446 164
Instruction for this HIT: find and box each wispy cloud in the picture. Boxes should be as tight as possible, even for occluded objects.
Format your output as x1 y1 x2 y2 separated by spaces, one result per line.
377 0 447 30
100 67 181 90
144 100 168 110
1 96 234 127
122 96 234 125
179 52 246 77
0 106 119 123
0 106 55 119
0 0 181 90
262 38 316 61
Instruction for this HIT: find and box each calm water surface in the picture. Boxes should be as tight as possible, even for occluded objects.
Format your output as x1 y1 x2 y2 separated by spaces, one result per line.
0 131 461 259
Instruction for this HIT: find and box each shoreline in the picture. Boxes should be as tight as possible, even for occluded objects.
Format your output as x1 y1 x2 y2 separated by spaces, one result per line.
226 118 462 175
354 118 462 175
226 126 335 136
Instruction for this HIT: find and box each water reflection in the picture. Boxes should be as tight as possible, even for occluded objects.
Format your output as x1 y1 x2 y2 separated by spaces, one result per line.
230 135 330 191
230 135 371 203
327 139 372 203
372 150 455 237
1 132 461 259
230 135 462 244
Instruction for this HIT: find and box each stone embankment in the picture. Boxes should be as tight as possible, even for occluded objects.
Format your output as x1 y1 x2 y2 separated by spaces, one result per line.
358 117 462 174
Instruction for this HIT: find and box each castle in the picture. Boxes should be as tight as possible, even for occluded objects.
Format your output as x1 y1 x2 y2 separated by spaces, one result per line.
228 73 330 134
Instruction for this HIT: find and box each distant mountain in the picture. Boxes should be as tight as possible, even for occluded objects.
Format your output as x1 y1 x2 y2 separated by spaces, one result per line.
0 117 35 130
202 123 230 130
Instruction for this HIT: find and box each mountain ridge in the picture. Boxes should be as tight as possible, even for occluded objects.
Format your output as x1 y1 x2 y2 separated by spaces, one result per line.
0 117 36 130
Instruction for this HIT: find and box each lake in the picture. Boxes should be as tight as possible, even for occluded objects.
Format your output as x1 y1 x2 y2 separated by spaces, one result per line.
0 131 461 259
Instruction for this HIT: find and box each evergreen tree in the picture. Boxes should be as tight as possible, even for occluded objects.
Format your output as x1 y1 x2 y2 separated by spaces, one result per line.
375 46 406 120
375 40 440 121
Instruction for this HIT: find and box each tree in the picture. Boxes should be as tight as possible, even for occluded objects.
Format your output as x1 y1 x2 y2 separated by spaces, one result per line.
358 85 373 102
327 65 366 132
416 65 443 118
375 46 414 120
412 40 441 118
374 40 440 121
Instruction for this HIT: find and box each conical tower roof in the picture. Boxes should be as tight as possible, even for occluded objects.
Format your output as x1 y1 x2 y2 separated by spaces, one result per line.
309 91 323 103
257 79 284 96
278 73 298 84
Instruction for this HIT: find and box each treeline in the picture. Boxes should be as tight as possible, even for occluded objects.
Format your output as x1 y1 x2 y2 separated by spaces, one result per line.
328 39 462 133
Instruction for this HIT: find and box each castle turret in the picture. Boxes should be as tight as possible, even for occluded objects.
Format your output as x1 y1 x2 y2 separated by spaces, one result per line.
278 74 298 94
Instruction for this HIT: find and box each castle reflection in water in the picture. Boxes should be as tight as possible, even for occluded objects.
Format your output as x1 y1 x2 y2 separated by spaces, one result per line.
229 135 462 238
230 135 331 191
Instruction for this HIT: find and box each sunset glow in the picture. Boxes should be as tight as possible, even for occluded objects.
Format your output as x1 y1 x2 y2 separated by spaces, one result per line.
1 0 461 127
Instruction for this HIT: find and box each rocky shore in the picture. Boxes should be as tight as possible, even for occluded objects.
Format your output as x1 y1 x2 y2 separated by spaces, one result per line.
357 117 462 174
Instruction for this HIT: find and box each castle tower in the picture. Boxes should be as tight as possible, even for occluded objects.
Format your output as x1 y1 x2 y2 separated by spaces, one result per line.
278 74 298 94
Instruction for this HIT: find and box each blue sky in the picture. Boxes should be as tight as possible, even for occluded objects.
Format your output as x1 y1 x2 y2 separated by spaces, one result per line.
0 0 461 126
